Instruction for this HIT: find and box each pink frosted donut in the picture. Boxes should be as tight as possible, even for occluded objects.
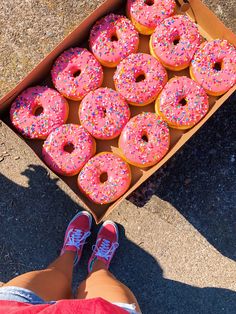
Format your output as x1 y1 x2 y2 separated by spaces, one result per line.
114 53 167 106
89 13 139 68
51 48 103 100
119 112 170 167
150 15 201 71
78 152 131 204
190 39 236 96
10 86 69 139
42 124 96 176
79 88 130 140
155 76 209 129
127 0 175 35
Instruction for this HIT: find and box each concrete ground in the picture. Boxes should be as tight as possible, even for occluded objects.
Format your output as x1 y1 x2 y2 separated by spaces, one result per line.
1 1 236 313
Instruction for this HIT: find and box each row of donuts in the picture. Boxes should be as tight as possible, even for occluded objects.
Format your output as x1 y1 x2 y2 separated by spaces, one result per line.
43 124 132 205
43 109 170 170
8 84 131 204
127 0 236 98
11 10 236 138
54 13 235 102
51 8 235 101
43 111 169 204
88 11 236 97
9 79 171 204
10 47 208 140
41 108 170 204
9 2 236 204
45 0 180 205
126 0 236 95
10 73 208 140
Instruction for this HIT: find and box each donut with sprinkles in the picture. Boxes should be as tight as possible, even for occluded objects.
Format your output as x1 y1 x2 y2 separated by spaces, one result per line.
119 112 170 167
79 87 130 140
127 0 175 35
114 53 167 106
42 124 96 176
155 76 209 129
10 86 69 139
77 152 131 204
89 13 139 67
190 39 236 96
150 15 201 71
51 47 103 100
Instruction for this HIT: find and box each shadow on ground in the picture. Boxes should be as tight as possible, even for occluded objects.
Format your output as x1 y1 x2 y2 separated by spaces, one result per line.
129 91 236 262
1 165 236 313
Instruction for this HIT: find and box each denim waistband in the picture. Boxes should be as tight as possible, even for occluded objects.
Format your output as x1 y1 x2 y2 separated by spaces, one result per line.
0 286 47 304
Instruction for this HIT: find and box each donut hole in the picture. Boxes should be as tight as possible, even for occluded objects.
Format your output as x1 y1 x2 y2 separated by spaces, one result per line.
179 98 187 106
141 133 149 143
173 37 180 45
135 73 146 83
181 2 191 12
213 61 222 71
33 106 44 116
63 142 75 154
73 69 81 78
145 0 154 6
101 108 107 118
100 172 108 183
110 33 118 42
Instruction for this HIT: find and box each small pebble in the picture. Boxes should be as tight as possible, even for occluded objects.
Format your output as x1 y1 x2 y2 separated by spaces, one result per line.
184 178 192 185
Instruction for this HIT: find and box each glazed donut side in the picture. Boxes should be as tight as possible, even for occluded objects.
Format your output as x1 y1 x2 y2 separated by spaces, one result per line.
42 124 96 176
190 39 236 96
10 86 69 139
89 13 139 68
127 0 176 35
77 152 131 204
150 15 201 71
155 76 209 130
51 47 103 100
118 112 170 168
127 8 152 35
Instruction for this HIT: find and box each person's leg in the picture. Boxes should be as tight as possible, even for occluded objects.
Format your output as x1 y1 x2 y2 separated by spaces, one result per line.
3 211 92 302
4 251 75 301
77 260 141 311
77 221 141 312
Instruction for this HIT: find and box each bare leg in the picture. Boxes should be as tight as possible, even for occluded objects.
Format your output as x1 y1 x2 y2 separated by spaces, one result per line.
77 260 141 312
3 251 75 301
3 211 92 302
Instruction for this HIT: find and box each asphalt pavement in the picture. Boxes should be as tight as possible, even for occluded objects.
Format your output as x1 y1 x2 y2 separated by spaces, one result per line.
1 1 236 313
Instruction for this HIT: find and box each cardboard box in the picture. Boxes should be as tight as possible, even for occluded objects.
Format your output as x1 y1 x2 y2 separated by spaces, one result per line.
1 0 236 223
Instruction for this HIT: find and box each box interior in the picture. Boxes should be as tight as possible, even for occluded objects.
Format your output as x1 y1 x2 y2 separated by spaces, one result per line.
1 0 236 223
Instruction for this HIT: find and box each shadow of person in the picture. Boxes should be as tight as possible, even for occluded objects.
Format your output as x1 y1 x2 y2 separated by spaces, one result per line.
111 224 236 314
1 164 236 314
128 92 236 262
0 164 82 280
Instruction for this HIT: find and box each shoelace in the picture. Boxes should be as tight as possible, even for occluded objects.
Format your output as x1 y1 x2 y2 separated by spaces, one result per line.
93 238 119 261
66 229 91 249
